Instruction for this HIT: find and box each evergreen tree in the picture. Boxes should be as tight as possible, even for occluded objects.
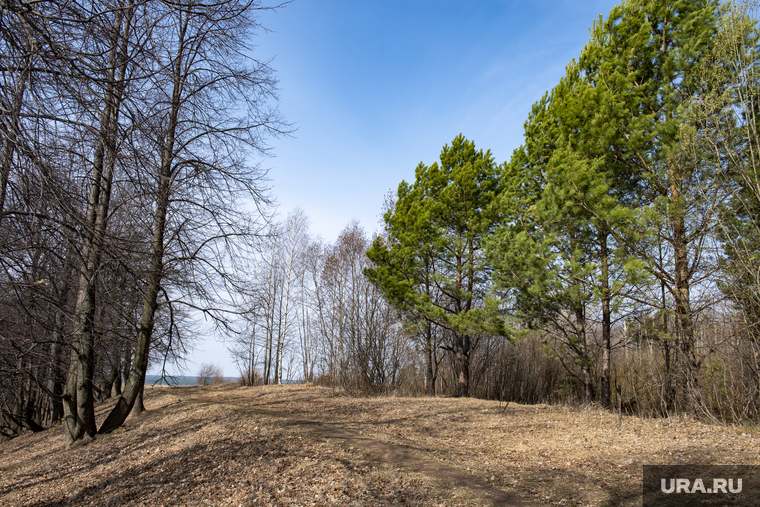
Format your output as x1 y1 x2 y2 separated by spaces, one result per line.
584 0 722 410
366 135 505 397
488 64 632 405
489 0 722 409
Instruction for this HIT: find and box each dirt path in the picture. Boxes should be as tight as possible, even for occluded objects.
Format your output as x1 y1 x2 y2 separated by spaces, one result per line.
172 386 537 506
255 410 537 506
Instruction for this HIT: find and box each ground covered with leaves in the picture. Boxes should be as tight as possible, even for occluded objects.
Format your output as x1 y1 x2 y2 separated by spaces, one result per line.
1 384 758 506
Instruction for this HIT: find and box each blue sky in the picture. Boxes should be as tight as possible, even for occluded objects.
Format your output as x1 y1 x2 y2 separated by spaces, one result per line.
258 0 622 240
175 0 623 377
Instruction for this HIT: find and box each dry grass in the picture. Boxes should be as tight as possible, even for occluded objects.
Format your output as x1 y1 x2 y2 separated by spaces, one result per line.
0 384 758 506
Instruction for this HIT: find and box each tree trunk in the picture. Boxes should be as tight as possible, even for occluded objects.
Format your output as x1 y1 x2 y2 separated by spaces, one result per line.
0 10 36 222
47 315 66 426
671 173 699 412
98 8 183 435
100 363 120 400
456 334 470 397
113 364 122 397
0 57 29 221
600 234 611 408
248 325 256 385
63 5 133 446
575 306 594 404
134 383 145 415
97 138 169 433
425 323 435 395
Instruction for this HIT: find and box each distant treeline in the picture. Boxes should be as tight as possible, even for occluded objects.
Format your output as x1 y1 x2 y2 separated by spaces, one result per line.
145 376 239 386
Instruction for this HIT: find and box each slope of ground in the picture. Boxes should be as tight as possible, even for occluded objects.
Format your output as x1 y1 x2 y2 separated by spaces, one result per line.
0 384 758 506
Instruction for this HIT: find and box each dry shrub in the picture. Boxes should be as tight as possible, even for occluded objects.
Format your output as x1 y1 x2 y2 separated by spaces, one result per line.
611 315 760 424
471 332 567 403
238 368 261 387
315 373 336 388
197 363 223 386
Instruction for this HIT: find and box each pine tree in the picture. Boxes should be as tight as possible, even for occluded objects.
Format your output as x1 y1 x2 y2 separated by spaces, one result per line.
489 0 722 409
366 135 505 397
585 0 722 410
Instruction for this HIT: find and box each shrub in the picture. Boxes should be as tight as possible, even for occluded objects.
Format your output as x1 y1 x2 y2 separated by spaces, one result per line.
197 363 224 386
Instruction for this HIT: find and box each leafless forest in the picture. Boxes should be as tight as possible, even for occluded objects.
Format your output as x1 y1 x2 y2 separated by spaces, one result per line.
0 0 286 445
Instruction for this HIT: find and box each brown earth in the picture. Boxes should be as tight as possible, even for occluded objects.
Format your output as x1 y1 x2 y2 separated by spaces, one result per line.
0 384 758 506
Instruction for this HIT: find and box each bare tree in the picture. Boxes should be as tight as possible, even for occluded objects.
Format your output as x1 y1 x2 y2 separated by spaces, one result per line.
197 363 223 386
315 223 408 393
235 209 309 384
99 0 287 435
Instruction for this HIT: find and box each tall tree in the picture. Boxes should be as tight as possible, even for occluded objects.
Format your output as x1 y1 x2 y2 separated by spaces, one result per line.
63 0 143 446
488 0 723 409
692 2 760 329
487 85 609 405
367 135 505 397
584 0 722 410
689 1 760 409
98 0 285 434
